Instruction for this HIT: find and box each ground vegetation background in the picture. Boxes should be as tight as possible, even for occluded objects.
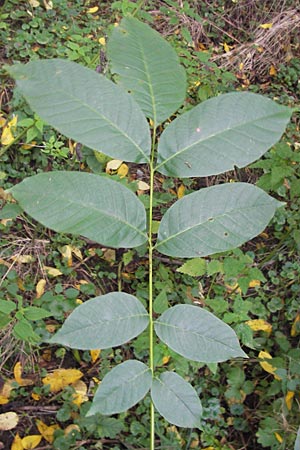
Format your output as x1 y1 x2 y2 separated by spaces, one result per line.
0 1 300 449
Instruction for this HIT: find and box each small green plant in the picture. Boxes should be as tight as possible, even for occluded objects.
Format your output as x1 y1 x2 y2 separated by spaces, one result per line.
5 17 293 449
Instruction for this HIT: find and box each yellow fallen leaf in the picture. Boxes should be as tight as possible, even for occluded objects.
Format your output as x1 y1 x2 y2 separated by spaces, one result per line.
11 255 35 264
117 163 129 178
1 115 18 145
72 380 88 406
28 0 40 6
31 393 41 401
260 23 273 29
98 37 106 45
177 184 185 199
0 412 19 431
71 245 83 260
65 424 81 435
246 319 272 333
42 368 83 393
11 433 23 450
43 0 53 10
248 279 261 288
106 159 123 173
0 115 6 127
102 248 116 262
87 6 98 13
285 391 294 410
14 362 34 387
274 432 283 443
137 180 150 191
43 266 62 277
60 244 73 267
258 351 281 380
269 65 277 76
17 278 25 291
0 381 14 404
223 42 232 53
162 355 170 365
225 282 241 294
291 313 300 336
22 435 42 449
190 438 199 448
90 349 101 363
45 324 56 333
36 419 60 444
36 279 46 299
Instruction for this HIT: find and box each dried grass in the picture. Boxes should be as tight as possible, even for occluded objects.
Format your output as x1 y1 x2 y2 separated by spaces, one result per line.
212 8 300 77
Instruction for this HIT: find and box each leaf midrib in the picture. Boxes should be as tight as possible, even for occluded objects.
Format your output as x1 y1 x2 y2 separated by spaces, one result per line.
155 320 239 352
155 200 272 250
24 187 148 241
19 68 150 162
155 110 288 171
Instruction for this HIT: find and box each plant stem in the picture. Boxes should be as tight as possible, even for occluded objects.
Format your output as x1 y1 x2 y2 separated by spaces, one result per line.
148 126 157 450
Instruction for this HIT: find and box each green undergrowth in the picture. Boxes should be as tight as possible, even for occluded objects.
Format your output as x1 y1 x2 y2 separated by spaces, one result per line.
0 1 300 449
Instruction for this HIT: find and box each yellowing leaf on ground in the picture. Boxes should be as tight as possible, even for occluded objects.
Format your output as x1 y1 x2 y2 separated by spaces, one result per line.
87 6 98 13
223 42 232 53
258 351 281 380
102 248 116 262
43 0 53 10
285 391 294 410
162 355 170 365
98 37 106 45
137 180 150 191
260 23 273 29
1 115 17 146
36 419 60 444
42 368 83 393
65 424 81 435
28 0 40 6
31 392 41 401
59 244 73 267
22 435 42 449
106 159 123 173
0 115 6 127
35 279 46 299
11 255 35 264
0 412 19 431
71 245 83 260
269 65 277 76
117 163 129 178
248 279 261 288
72 380 88 406
274 432 283 443
11 433 23 450
0 381 14 405
246 319 272 333
177 184 185 199
43 266 62 277
14 362 34 387
291 313 300 336
90 349 101 363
